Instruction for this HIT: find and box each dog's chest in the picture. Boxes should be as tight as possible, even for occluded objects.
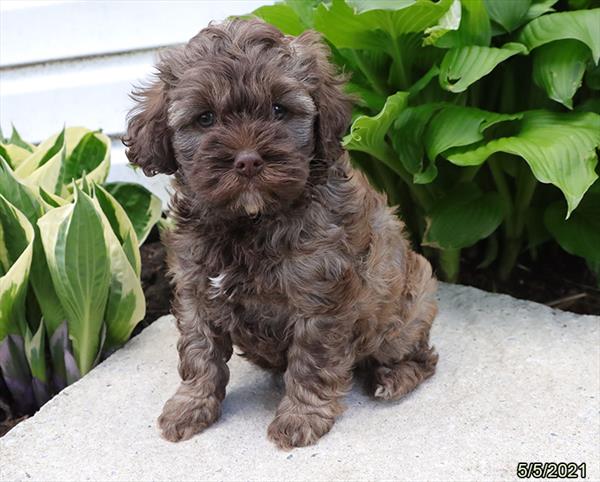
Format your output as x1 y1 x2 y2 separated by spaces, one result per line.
205 251 292 326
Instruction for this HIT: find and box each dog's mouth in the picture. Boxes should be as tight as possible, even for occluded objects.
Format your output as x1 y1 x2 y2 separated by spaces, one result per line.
234 187 265 216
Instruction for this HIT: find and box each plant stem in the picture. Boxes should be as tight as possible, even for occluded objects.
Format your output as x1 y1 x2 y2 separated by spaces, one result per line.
350 50 388 97
438 248 461 282
386 26 409 89
492 159 538 280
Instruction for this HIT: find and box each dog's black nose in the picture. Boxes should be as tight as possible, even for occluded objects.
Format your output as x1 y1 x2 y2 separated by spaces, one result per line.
234 150 264 177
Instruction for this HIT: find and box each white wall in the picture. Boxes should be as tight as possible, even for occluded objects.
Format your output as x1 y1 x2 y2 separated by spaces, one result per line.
0 0 270 203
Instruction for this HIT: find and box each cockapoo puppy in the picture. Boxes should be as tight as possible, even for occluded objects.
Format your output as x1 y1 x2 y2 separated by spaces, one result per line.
124 18 438 450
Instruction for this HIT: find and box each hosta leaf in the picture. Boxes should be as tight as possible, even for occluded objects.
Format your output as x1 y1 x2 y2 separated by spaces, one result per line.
423 0 461 46
314 0 453 51
440 42 527 92
37 187 111 375
423 184 505 249
0 144 32 170
346 0 416 12
0 158 67 336
104 182 162 247
519 9 600 63
0 157 43 223
0 194 34 340
9 126 34 153
24 320 50 406
544 192 600 264
93 193 145 349
447 0 491 47
533 40 590 109
343 91 409 171
524 0 558 22
23 146 66 196
425 106 523 161
484 0 531 33
59 130 110 194
252 4 307 35
391 103 444 183
94 184 141 275
49 321 81 390
313 0 387 51
0 334 36 413
447 111 600 217
15 128 65 179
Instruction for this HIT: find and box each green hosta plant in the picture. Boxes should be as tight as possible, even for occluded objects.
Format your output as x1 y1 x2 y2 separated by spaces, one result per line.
252 0 600 282
0 126 162 413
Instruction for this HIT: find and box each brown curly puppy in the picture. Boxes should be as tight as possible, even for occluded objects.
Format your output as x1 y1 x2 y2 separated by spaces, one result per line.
124 18 438 450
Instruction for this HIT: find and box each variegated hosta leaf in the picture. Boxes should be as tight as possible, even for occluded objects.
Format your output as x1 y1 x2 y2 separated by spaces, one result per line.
14 128 66 180
104 182 162 246
63 128 111 196
0 334 37 414
518 8 600 64
447 110 600 217
24 320 50 406
439 42 527 93
343 91 409 171
14 127 111 198
0 157 68 338
0 194 34 340
533 40 590 109
92 191 145 349
94 185 141 275
49 321 81 390
0 144 32 170
37 187 111 375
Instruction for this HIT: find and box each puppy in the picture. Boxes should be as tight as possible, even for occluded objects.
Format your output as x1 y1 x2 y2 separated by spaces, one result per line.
124 18 438 450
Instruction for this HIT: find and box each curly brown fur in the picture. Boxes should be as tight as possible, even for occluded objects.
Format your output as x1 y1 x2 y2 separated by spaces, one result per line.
124 18 438 450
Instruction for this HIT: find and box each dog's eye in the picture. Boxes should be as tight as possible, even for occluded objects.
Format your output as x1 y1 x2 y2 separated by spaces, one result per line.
197 111 215 127
272 104 287 120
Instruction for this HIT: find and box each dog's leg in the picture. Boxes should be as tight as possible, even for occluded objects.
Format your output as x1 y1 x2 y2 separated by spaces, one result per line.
370 253 438 401
267 316 353 450
371 338 438 401
158 296 232 442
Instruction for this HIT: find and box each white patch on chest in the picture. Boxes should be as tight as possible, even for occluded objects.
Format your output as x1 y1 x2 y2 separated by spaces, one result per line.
208 272 227 299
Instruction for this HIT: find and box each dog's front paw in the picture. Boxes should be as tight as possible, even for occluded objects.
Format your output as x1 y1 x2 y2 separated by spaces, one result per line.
158 393 221 442
267 411 334 450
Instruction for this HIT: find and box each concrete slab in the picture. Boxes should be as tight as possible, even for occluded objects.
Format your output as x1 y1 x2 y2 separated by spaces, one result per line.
1 284 599 482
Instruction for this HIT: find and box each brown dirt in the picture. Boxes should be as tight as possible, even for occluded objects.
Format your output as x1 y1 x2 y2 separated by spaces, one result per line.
132 230 172 336
459 243 599 315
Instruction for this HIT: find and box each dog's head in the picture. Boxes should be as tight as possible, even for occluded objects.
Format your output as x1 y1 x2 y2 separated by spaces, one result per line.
123 18 352 217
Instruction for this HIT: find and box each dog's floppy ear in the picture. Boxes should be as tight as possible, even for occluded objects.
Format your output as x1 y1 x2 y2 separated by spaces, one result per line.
123 73 177 176
290 31 352 163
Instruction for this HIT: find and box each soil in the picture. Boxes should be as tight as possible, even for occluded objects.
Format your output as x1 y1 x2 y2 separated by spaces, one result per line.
132 229 173 336
2 235 597 437
459 243 599 315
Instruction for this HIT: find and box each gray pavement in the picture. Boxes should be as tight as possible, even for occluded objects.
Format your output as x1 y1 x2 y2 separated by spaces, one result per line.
1 283 598 481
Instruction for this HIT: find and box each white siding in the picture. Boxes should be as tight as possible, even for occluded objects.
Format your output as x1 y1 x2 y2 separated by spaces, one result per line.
0 0 271 200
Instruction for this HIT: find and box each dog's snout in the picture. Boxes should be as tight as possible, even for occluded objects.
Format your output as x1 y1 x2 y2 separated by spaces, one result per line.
234 150 264 177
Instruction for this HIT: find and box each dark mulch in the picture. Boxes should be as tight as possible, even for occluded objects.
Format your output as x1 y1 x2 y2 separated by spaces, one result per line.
459 243 599 315
132 229 173 337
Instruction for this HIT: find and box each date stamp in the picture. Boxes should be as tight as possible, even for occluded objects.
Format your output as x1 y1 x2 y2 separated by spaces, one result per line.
517 462 586 479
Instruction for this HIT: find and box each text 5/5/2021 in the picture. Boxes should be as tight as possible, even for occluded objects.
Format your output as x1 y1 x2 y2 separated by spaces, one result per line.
517 462 586 479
